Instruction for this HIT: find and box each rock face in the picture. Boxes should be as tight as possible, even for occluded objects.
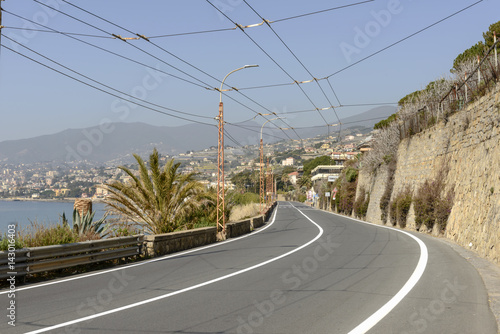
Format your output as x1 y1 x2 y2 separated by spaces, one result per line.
358 83 500 264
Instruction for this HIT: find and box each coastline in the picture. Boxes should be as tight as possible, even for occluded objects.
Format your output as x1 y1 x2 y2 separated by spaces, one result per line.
0 198 105 203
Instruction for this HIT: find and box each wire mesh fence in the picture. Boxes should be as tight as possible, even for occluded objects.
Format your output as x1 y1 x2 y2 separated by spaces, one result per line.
396 37 500 140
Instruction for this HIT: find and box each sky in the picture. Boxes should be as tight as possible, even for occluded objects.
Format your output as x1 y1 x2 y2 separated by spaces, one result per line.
0 0 499 143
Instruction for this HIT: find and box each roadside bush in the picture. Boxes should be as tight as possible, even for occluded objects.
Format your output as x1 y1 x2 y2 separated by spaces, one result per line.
331 160 360 215
389 199 398 226
394 187 412 228
0 234 24 250
15 220 101 248
434 188 455 231
414 170 454 232
353 187 370 219
414 180 439 230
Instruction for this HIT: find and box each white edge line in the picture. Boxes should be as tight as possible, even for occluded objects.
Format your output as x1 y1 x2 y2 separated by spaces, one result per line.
324 211 428 334
25 202 324 334
0 205 279 295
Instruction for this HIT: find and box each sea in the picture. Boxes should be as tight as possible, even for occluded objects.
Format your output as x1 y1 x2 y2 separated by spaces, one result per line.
0 200 107 234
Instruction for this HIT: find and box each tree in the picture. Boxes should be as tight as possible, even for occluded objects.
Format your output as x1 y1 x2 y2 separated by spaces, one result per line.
102 148 208 234
483 20 500 49
451 41 485 73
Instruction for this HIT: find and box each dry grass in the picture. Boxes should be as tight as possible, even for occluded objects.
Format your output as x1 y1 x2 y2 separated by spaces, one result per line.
229 203 261 222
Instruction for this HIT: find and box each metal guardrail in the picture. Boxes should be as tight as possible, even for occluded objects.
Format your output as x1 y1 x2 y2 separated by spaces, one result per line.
0 235 143 279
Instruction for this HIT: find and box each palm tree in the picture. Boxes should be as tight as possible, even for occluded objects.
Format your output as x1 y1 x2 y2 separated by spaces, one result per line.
101 149 208 234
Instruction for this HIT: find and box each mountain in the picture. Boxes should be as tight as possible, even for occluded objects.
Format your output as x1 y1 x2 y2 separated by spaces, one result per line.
0 106 396 165
288 105 397 139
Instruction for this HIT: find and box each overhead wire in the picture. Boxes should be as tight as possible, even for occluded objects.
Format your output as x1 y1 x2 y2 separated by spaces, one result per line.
3 10 212 90
1 26 113 38
0 41 265 150
205 0 324 141
324 0 485 78
2 34 214 121
0 43 217 127
241 0 343 141
8 6 287 140
52 0 300 142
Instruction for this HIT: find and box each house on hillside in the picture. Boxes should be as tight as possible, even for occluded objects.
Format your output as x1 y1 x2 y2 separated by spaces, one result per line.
310 165 344 185
282 157 295 166
288 171 299 185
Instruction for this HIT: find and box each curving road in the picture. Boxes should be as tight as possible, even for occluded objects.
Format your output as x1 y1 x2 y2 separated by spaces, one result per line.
0 202 497 333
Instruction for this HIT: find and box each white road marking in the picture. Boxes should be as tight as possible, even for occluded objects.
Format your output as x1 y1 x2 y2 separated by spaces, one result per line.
324 211 429 334
25 202 324 334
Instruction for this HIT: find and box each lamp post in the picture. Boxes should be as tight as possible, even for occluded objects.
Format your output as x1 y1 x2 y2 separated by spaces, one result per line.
259 117 283 213
217 65 258 239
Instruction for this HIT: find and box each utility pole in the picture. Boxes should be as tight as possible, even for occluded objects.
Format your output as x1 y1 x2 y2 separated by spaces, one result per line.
260 138 264 213
217 65 258 239
216 101 225 239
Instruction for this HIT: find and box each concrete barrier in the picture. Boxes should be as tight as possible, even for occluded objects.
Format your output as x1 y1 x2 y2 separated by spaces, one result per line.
144 227 217 257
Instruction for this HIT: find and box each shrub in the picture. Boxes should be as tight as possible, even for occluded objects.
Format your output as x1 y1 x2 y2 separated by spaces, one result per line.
389 199 398 226
414 171 454 232
414 180 438 230
345 167 358 183
394 188 412 228
353 187 370 219
434 188 455 231
0 234 24 250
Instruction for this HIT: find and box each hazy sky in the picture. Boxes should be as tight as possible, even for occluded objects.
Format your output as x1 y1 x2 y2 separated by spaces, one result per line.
0 0 498 143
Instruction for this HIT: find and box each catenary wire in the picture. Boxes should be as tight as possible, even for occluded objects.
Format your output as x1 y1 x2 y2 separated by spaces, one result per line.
3 10 212 90
1 26 113 38
2 34 215 120
324 0 485 78
206 0 327 137
49 1 300 142
1 43 271 150
0 43 217 126
4 9 292 142
242 0 342 141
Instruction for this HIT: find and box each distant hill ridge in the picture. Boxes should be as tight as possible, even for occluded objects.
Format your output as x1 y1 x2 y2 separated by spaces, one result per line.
0 106 396 164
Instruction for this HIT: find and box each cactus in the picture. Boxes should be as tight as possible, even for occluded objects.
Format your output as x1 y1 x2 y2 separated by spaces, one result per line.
72 209 109 236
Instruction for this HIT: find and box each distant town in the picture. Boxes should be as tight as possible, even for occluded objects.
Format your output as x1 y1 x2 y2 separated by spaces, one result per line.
0 128 373 200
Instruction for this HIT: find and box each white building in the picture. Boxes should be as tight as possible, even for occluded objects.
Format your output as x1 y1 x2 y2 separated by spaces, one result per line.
282 157 295 166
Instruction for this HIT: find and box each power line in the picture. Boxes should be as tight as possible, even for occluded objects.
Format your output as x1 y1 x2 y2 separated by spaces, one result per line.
3 34 215 121
242 0 342 143
206 0 328 137
325 0 485 78
1 26 113 38
271 0 374 23
1 43 217 127
59 1 300 143
3 10 213 90
27 2 224 92
5 9 288 140
149 27 236 39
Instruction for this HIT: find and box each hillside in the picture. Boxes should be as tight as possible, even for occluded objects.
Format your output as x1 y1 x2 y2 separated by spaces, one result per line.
0 106 396 165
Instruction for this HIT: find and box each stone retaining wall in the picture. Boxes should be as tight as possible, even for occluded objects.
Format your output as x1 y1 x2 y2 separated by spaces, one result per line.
358 83 500 264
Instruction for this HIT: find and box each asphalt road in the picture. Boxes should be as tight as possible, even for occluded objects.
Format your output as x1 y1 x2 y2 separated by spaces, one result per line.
0 202 497 333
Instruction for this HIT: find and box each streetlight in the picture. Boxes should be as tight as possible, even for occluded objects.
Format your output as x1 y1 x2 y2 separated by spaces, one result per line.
216 65 258 239
259 117 284 213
